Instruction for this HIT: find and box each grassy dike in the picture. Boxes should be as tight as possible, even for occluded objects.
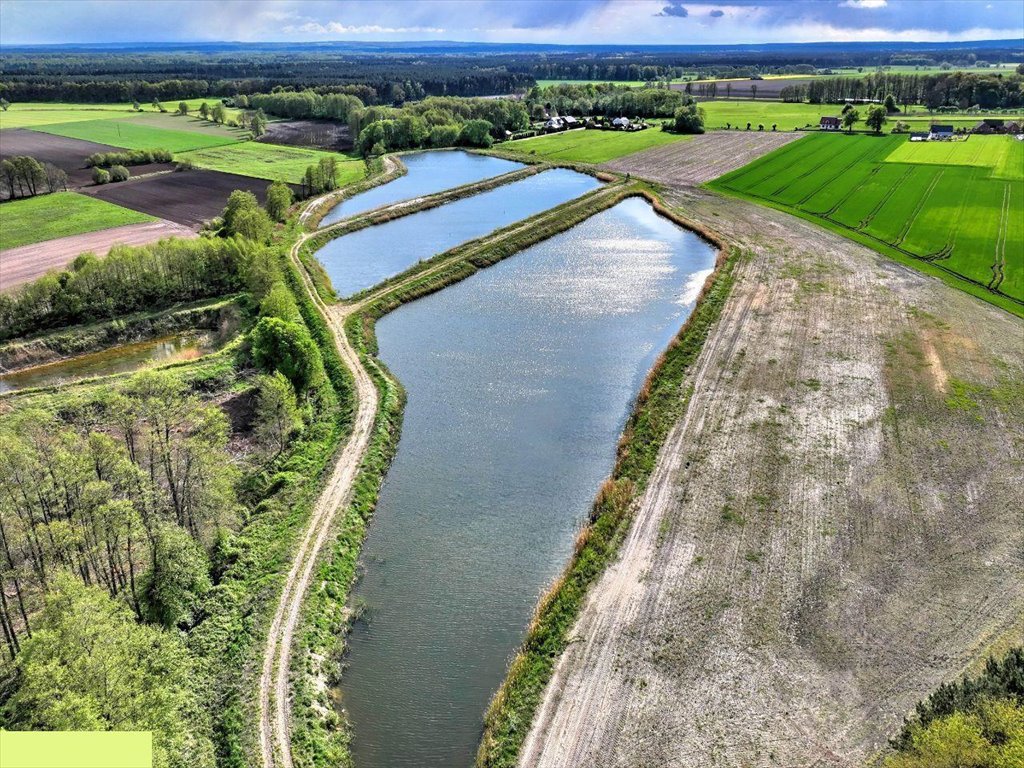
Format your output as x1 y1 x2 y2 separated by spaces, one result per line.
296 164 545 302
286 175 736 767
300 155 408 230
476 199 739 768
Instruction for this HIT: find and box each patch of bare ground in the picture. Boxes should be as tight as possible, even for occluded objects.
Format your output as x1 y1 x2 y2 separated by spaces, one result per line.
518 188 1024 768
601 131 802 187
0 220 196 290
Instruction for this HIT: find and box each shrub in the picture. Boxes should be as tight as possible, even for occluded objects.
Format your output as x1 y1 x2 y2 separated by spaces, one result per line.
92 167 110 185
109 164 130 182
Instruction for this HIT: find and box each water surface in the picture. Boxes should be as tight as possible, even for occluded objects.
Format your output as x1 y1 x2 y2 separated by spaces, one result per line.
0 332 225 393
320 150 524 226
339 197 718 768
315 169 601 297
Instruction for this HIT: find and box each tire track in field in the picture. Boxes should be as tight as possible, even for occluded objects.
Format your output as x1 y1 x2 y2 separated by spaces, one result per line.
989 183 1011 291
891 169 945 248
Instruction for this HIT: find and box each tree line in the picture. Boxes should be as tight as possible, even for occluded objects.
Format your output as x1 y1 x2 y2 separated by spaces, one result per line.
526 83 693 119
1 156 67 200
0 238 255 339
779 71 1024 110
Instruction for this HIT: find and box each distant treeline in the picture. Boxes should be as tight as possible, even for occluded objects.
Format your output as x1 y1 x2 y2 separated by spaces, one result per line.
780 71 1024 109
527 83 692 118
3 45 1020 106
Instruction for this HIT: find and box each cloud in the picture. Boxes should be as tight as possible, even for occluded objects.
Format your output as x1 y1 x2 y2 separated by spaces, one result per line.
656 2 688 17
285 21 445 35
709 9 725 17
839 0 888 8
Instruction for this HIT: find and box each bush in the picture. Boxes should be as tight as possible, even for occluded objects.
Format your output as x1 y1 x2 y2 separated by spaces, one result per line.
85 148 173 168
92 167 110 185
109 164 130 182
249 316 325 393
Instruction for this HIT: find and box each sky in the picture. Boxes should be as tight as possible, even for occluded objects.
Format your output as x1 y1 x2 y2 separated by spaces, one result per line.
1 0 1022 46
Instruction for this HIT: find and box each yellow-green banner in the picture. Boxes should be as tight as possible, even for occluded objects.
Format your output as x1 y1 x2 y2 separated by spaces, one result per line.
0 732 152 768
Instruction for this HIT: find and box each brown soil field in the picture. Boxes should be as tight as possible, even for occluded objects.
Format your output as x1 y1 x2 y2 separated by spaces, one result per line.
602 131 803 186
259 120 352 151
0 128 119 194
82 168 300 228
518 188 1024 768
672 78 816 99
0 220 195 291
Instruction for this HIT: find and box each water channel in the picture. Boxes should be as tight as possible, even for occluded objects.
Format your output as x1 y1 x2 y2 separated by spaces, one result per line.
319 150 524 227
0 331 227 393
315 168 602 297
331 196 718 768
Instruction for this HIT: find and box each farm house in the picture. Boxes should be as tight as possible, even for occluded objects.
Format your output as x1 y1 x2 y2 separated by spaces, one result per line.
820 116 841 131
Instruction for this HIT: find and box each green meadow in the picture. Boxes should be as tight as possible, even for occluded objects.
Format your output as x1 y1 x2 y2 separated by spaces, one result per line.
0 192 154 250
709 133 1024 313
177 142 366 185
498 127 690 164
699 100 1024 131
32 118 240 152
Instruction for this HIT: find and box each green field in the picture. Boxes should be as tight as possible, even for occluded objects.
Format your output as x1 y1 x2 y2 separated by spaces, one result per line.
499 127 691 164
0 100 245 130
709 134 1024 312
700 100 1024 131
32 118 240 152
0 192 154 250
177 142 366 185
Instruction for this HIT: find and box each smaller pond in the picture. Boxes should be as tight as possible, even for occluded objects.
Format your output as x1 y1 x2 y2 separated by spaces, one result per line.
0 332 226 393
315 168 602 297
319 150 524 226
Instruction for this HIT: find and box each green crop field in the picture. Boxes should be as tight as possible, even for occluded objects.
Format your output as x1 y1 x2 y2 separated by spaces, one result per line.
499 128 691 164
0 104 142 129
534 78 693 89
0 192 154 250
699 100 1024 131
177 142 366 185
32 118 241 152
123 112 250 138
709 133 1024 313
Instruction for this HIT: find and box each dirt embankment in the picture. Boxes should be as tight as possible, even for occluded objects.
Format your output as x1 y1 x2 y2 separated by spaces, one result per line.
518 188 1024 767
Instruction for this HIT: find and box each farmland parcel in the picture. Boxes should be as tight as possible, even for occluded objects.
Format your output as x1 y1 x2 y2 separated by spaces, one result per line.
709 133 1024 313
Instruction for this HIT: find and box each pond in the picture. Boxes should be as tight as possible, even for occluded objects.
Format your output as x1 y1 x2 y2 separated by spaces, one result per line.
319 150 524 226
338 197 718 768
0 331 227 393
314 168 602 297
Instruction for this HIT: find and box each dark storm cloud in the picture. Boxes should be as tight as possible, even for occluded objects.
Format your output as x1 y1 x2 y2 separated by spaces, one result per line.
656 3 689 18
709 9 725 17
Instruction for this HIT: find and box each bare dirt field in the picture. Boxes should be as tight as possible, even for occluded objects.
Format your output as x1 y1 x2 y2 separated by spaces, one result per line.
259 120 352 151
0 128 121 193
672 78 816 99
0 219 195 290
83 168 300 228
518 188 1024 768
601 131 803 187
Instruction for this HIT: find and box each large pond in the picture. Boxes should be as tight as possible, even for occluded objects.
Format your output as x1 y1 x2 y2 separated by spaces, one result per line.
319 150 524 226
315 168 601 297
339 197 718 768
0 332 226 393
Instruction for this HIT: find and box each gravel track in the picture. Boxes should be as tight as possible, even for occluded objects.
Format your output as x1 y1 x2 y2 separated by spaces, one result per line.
601 131 803 187
519 188 1024 767
258 226 380 768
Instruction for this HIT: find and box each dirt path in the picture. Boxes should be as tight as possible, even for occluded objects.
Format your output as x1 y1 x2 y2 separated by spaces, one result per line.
518 188 1024 767
258 232 379 768
259 180 626 768
0 220 195 291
